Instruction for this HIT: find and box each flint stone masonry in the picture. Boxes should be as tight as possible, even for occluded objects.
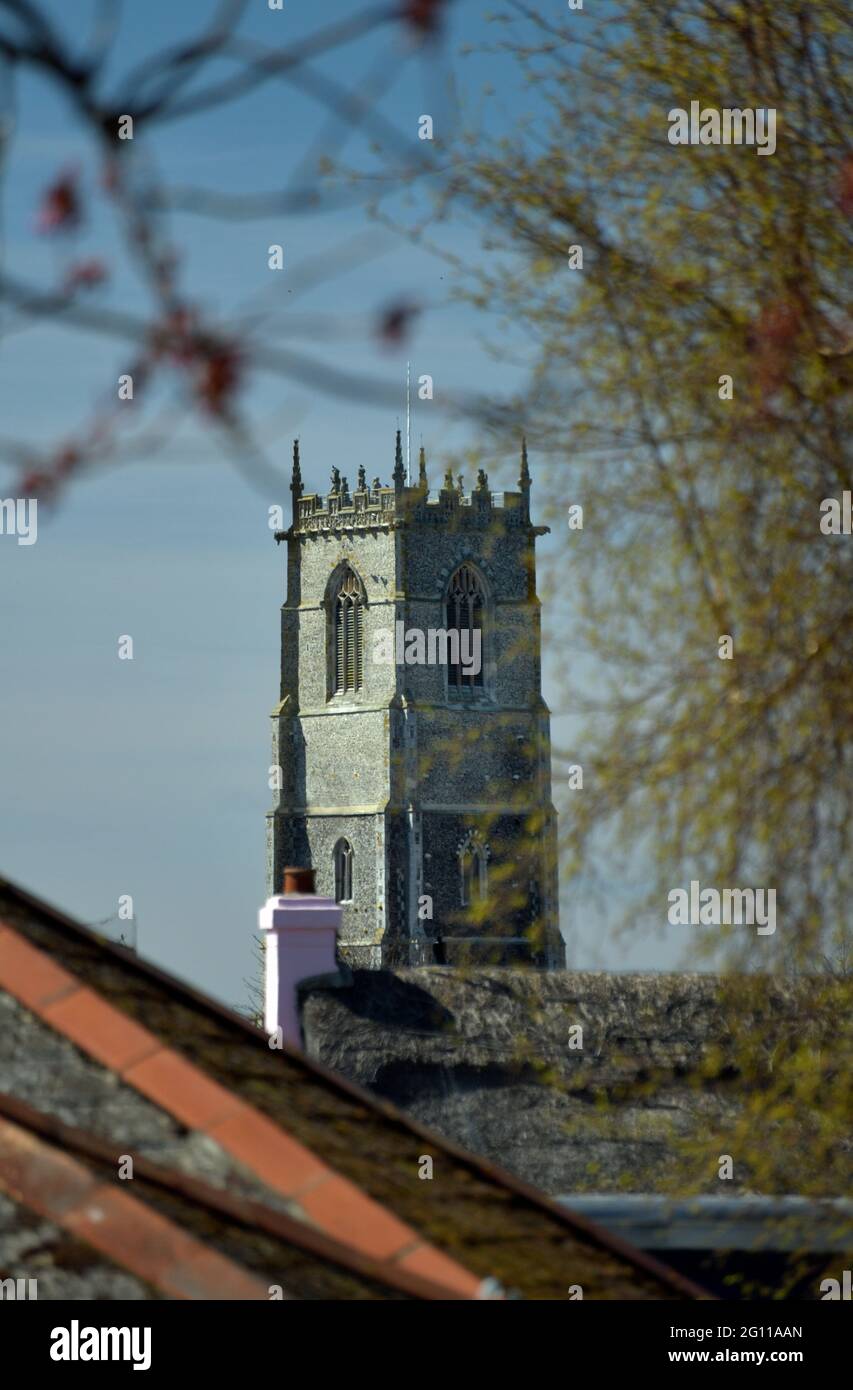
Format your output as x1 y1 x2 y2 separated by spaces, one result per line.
266 438 563 970
300 968 840 1197
0 992 301 1220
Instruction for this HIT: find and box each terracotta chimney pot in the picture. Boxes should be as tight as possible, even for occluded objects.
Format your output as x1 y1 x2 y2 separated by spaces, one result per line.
258 867 340 1047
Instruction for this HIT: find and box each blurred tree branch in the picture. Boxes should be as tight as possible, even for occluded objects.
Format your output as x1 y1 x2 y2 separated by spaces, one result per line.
0 0 457 499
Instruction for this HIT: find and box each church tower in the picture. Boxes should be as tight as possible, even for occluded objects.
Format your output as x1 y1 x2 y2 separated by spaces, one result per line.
266 434 564 970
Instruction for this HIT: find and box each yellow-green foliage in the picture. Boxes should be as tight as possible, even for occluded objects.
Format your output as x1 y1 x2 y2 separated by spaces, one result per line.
424 1 853 1228
442 0 852 972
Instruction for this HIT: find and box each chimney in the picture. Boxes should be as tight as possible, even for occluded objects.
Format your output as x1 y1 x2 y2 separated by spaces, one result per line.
258 867 341 1047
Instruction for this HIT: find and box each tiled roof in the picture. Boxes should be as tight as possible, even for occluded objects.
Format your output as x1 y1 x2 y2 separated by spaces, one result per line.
0 1097 267 1300
0 1092 472 1300
0 914 479 1297
0 876 710 1299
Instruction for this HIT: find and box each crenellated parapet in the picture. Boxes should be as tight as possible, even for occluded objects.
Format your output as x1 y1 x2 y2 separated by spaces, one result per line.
280 431 540 540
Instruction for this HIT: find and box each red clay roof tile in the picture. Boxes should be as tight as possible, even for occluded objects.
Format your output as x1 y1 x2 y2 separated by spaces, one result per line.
0 920 485 1294
163 1243 278 1302
397 1243 484 1298
0 925 77 1010
0 1091 477 1301
63 1182 267 1300
123 1046 243 1131
208 1102 328 1195
298 1174 422 1263
0 1116 269 1299
0 883 710 1300
0 1119 100 1216
43 985 159 1072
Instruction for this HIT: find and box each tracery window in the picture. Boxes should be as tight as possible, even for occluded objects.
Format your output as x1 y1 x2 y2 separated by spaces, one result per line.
333 567 364 694
446 564 484 693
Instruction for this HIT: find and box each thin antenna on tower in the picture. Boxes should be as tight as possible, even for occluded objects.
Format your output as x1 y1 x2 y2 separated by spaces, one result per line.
406 360 411 485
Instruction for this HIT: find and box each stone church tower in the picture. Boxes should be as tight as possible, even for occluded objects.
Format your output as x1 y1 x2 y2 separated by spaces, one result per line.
266 434 564 970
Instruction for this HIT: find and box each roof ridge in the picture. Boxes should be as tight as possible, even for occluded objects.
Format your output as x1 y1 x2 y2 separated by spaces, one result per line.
0 876 711 1300
0 1105 270 1301
0 1090 475 1301
0 918 482 1299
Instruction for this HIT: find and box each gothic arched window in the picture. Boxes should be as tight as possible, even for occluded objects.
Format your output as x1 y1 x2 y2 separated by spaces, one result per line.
332 567 365 695
459 838 488 906
334 838 353 903
446 564 485 694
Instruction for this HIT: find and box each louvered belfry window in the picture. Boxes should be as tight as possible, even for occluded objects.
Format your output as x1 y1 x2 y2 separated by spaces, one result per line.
334 568 364 694
446 564 484 691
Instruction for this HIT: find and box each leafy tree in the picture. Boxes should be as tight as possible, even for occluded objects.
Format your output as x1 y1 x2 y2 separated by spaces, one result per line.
388 3 853 1265
440 0 852 971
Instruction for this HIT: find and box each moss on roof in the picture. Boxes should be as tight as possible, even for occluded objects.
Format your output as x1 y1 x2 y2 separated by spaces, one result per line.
0 880 705 1300
0 1098 423 1301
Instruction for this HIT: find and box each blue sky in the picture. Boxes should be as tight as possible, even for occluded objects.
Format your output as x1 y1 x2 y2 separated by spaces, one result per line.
0 0 689 1004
